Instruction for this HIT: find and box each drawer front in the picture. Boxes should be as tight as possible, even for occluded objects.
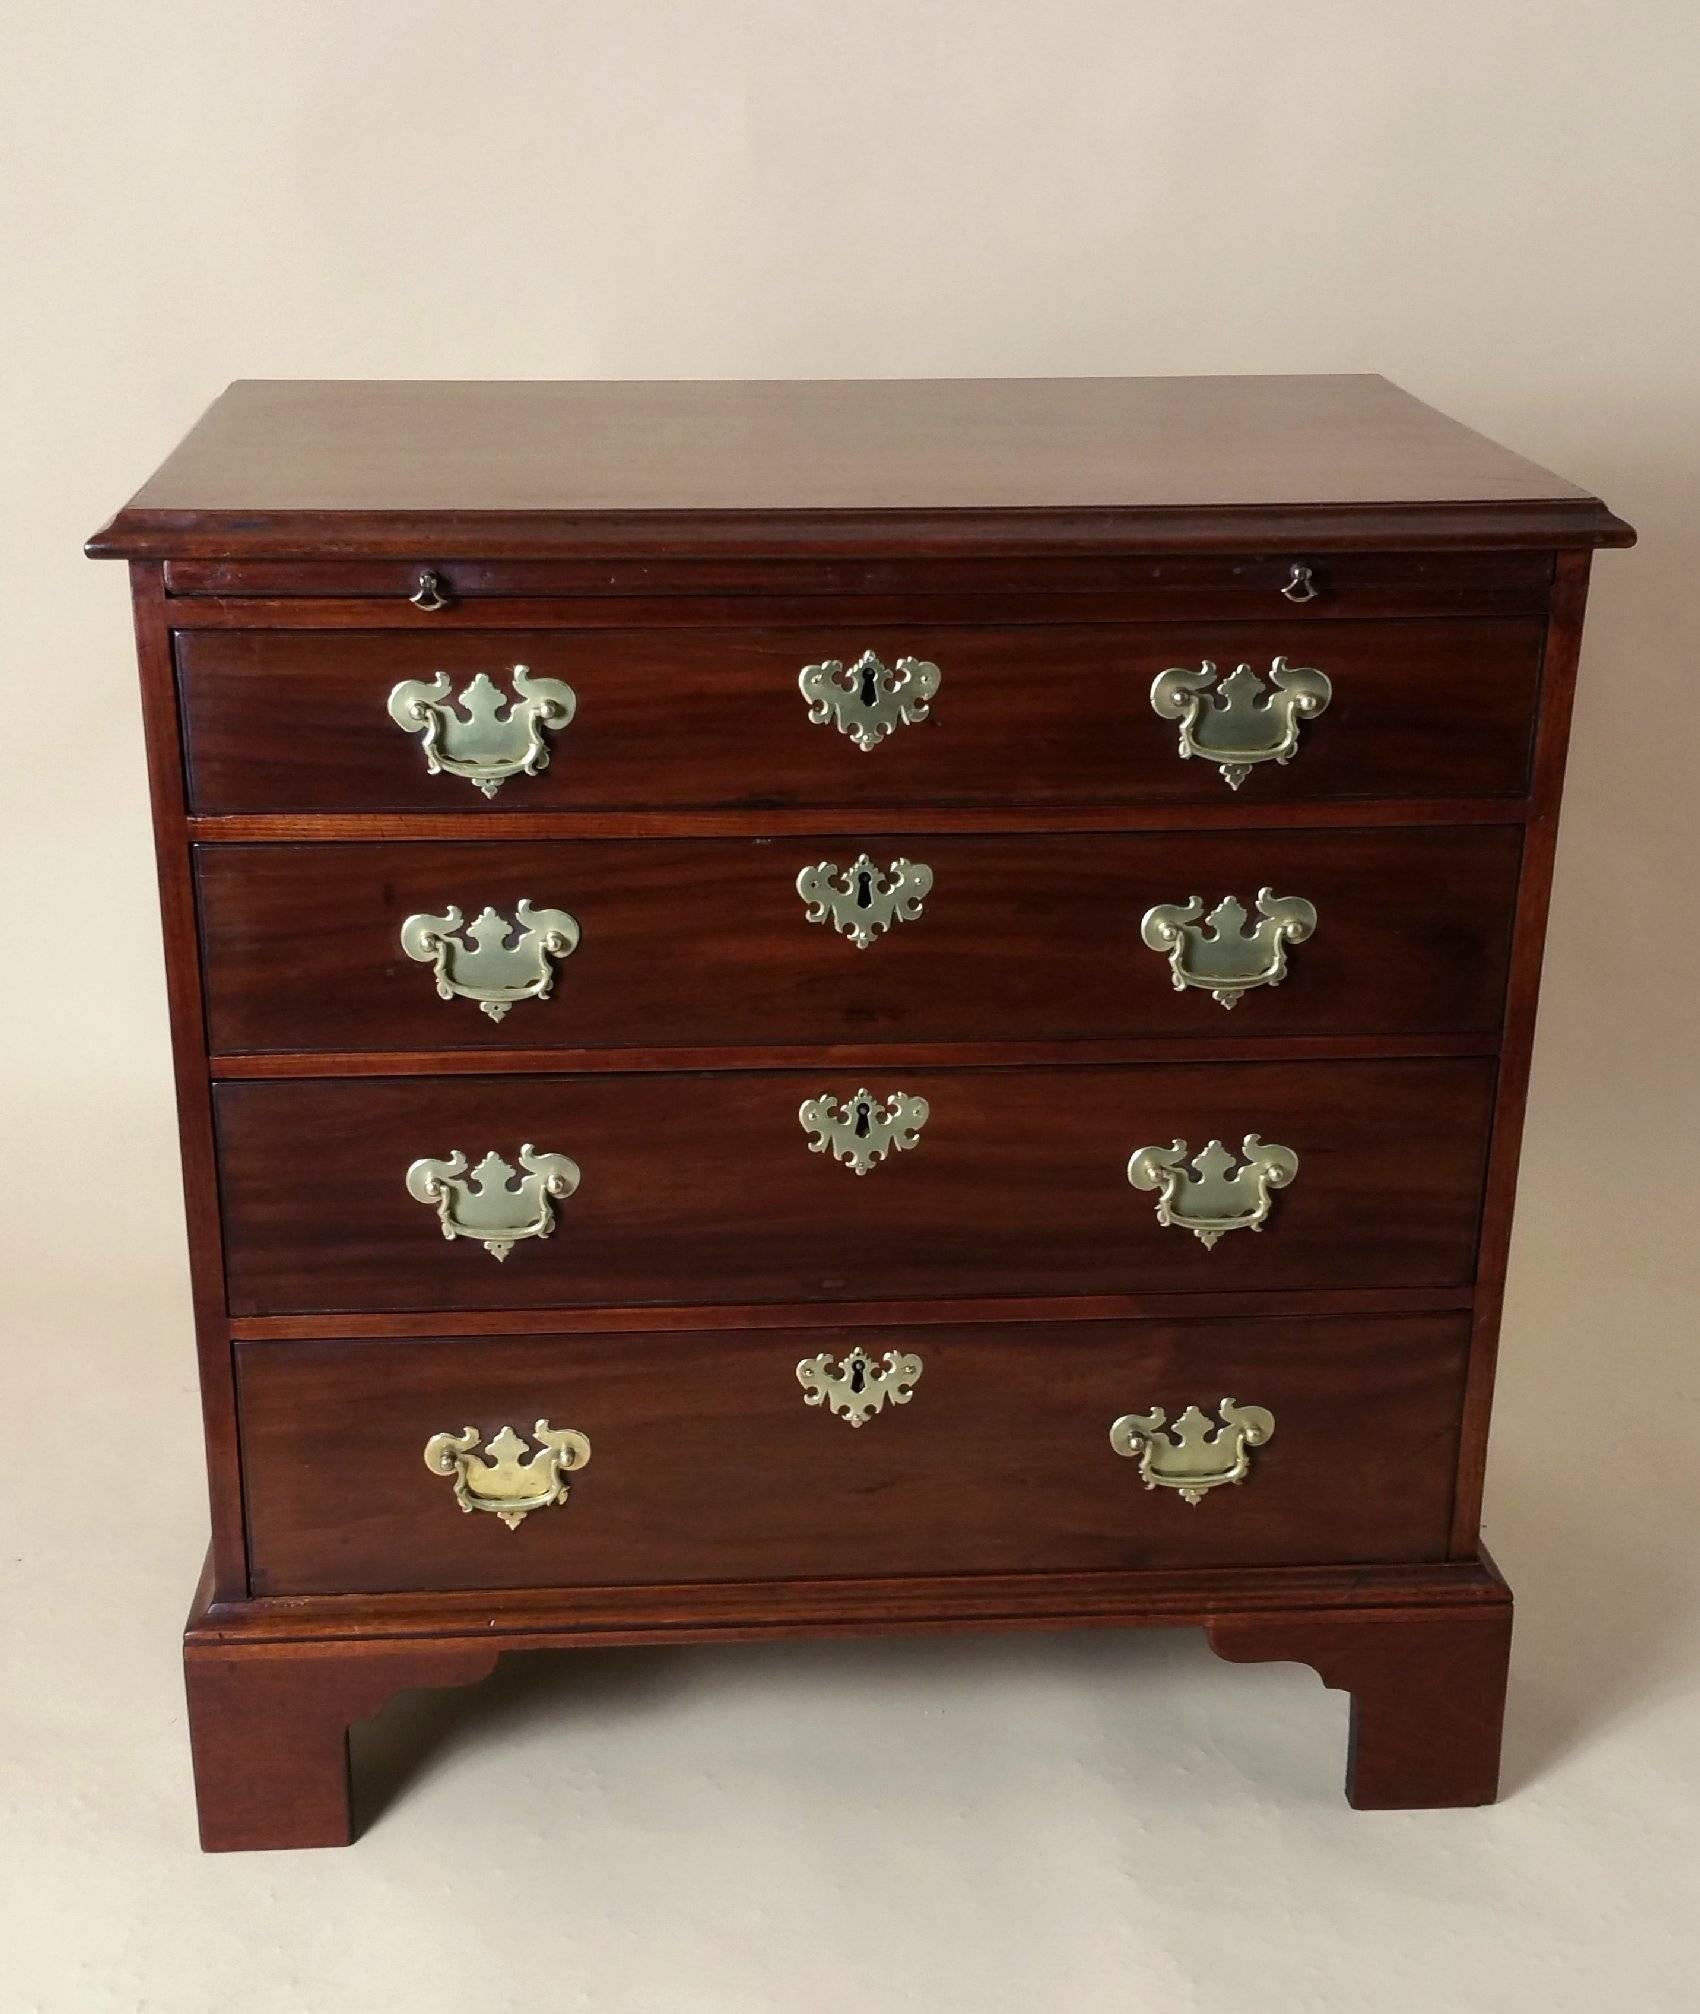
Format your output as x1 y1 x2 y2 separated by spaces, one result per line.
215 1060 1495 1315
237 1314 1471 1595
177 619 1543 813
197 827 1521 1053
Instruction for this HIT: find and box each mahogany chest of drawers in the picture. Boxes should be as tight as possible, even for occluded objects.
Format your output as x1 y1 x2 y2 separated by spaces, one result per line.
88 375 1632 1850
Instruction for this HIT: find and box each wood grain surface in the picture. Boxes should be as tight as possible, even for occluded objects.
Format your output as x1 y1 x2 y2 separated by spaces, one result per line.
176 618 1544 814
236 1313 1472 1595
88 376 1632 559
84 376 1636 1837
213 1058 1497 1315
195 826 1521 1054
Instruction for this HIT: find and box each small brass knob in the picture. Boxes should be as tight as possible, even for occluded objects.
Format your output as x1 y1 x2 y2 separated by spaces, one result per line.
410 568 452 611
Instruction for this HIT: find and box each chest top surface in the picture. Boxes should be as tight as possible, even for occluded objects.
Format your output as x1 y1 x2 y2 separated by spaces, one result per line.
86 374 1631 560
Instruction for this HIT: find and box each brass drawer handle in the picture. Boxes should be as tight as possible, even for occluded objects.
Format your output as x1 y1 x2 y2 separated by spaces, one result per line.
1110 1400 1274 1505
405 1145 580 1260
409 568 452 611
1149 654 1332 789
400 901 581 1021
800 1088 929 1175
797 1346 923 1427
387 662 577 797
1141 889 1317 1009
1280 562 1318 603
1127 1134 1298 1247
796 853 933 948
423 1420 590 1528
799 650 941 751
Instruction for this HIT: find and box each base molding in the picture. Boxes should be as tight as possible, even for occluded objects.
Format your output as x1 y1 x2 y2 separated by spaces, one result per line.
183 1552 1512 1848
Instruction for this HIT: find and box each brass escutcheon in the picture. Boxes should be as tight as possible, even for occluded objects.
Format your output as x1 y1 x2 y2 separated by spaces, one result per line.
799 1088 929 1175
796 854 933 949
796 1346 923 1427
798 650 941 751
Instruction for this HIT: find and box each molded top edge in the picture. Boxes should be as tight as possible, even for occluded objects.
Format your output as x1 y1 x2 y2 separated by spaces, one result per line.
87 375 1635 558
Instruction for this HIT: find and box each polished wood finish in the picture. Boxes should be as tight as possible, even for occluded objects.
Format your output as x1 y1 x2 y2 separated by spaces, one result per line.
229 1283 1474 1341
190 1552 1513 1645
161 548 1556 610
129 566 246 1595
1450 549 1594 1550
88 375 1632 559
237 1315 1470 1596
213 1034 1496 1081
183 1583 499 1851
214 1060 1496 1315
177 619 1544 814
188 798 1529 840
113 501 1622 562
1206 1562 1513 1808
89 376 1630 1843
196 827 1521 1055
182 1552 1513 1844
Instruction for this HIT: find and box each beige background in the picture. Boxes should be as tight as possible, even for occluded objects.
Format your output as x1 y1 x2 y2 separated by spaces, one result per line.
4 3 1697 2009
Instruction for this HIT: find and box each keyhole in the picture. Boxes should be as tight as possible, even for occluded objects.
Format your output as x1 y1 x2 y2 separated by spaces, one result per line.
853 1100 872 1139
856 868 874 909
848 1358 866 1394
859 662 879 705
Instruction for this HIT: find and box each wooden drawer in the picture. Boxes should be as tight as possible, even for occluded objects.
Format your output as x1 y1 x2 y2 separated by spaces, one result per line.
177 619 1544 814
214 1059 1495 1315
236 1314 1471 1595
197 826 1520 1054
